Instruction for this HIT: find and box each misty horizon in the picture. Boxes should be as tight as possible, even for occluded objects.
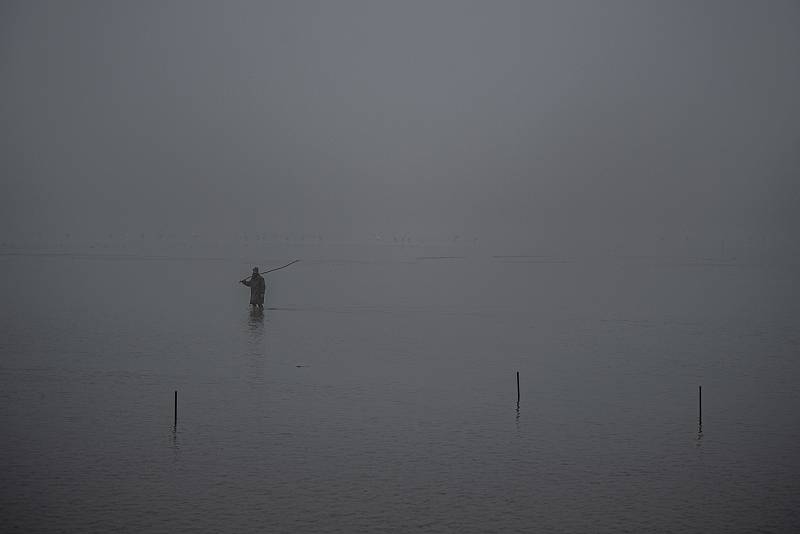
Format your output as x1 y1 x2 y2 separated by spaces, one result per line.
2 0 798 253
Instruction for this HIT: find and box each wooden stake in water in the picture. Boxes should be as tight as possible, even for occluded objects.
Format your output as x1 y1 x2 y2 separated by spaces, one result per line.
174 390 178 429
516 372 520 403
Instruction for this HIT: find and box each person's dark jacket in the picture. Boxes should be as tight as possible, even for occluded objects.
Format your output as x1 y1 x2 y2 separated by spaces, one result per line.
243 274 266 305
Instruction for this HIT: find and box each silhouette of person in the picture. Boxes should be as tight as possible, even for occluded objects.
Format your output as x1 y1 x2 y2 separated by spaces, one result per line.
240 267 266 310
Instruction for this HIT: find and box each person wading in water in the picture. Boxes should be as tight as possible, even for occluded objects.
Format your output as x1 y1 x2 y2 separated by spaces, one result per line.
240 267 266 310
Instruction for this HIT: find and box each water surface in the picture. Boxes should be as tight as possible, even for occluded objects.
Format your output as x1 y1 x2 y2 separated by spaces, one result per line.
2 248 799 532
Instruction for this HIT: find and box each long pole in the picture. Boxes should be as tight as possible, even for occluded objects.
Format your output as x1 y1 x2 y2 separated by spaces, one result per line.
517 372 520 403
174 390 178 429
243 259 300 280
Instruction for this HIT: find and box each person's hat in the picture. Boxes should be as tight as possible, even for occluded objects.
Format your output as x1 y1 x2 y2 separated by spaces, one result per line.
252 267 259 273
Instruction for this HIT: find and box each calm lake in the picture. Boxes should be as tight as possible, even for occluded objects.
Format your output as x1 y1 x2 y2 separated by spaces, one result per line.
2 246 799 532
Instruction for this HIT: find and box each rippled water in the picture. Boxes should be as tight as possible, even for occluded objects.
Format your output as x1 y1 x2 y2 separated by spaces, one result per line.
2 248 799 532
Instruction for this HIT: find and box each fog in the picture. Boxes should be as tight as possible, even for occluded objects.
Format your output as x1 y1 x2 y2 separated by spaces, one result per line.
2 0 799 256
3 4 800 531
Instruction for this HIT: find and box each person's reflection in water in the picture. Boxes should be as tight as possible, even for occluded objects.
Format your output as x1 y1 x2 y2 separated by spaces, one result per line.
245 308 266 386
248 308 265 336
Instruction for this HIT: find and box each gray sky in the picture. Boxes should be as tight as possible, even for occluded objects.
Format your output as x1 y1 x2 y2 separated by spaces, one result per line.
2 0 798 249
